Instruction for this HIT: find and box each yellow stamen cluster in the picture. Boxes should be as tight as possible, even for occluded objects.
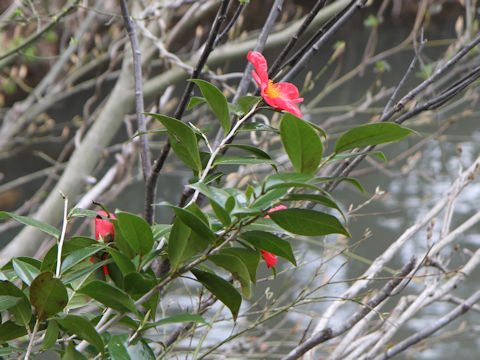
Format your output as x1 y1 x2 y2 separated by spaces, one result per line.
264 80 281 98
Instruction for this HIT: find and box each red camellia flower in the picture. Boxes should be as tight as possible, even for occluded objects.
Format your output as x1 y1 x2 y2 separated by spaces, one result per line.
260 204 288 268
91 210 116 275
247 51 304 118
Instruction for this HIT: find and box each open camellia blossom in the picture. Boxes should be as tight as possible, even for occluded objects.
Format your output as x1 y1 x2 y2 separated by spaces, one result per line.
91 210 116 275
247 51 304 118
261 204 288 268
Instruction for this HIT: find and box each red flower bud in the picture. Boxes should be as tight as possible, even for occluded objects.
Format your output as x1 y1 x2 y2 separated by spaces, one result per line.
95 210 116 242
261 250 277 268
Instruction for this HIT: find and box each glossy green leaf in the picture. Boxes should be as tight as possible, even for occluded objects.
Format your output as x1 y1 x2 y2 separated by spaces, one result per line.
0 295 21 311
78 280 137 314
280 113 323 174
327 150 387 163
60 258 109 285
149 113 202 172
314 176 365 194
269 209 350 237
107 248 136 275
0 211 60 239
209 254 252 298
124 273 155 300
168 217 192 270
116 211 154 256
43 319 59 350
209 198 231 227
61 245 106 273
12 258 40 286
108 334 155 360
240 231 296 265
30 271 68 320
251 188 288 209
225 144 272 159
187 96 206 110
63 342 88 360
161 202 216 243
57 315 104 353
190 79 230 133
213 156 278 166
41 237 98 272
0 321 27 341
0 281 31 324
220 248 260 284
237 95 261 114
141 314 206 332
283 193 344 218
334 123 415 153
191 269 241 320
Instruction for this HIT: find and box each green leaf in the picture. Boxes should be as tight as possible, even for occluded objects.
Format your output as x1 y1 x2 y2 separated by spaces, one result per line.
0 281 31 324
314 176 365 194
116 211 154 256
124 273 156 300
209 198 231 227
30 271 68 320
225 144 272 159
168 217 192 270
283 193 344 218
327 150 387 163
0 295 21 311
251 188 288 209
240 231 296 265
12 258 40 286
213 156 278 166
161 202 216 243
108 335 155 360
237 95 261 114
60 258 110 285
191 269 241 320
0 211 60 239
141 313 206 332
56 315 104 354
209 254 252 298
78 280 137 314
280 113 323 174
149 113 202 172
43 320 59 350
63 342 88 360
219 248 260 284
187 96 206 110
107 248 136 275
269 209 350 237
334 123 415 153
61 245 107 274
0 321 27 341
190 79 231 133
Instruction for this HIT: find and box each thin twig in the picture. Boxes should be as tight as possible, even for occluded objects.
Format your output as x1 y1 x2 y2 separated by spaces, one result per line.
145 0 230 224
119 0 151 181
281 258 416 360
56 192 68 278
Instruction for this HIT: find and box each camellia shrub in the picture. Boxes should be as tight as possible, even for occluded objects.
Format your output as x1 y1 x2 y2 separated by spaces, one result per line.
0 48 414 359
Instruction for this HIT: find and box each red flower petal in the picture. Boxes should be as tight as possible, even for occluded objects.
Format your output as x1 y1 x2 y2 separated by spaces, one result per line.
261 250 277 268
268 97 303 118
264 204 287 219
276 82 302 100
247 51 269 85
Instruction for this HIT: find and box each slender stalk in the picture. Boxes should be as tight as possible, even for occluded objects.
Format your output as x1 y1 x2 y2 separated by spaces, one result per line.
24 317 40 360
119 0 151 181
56 192 68 278
188 102 259 205
145 0 230 225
